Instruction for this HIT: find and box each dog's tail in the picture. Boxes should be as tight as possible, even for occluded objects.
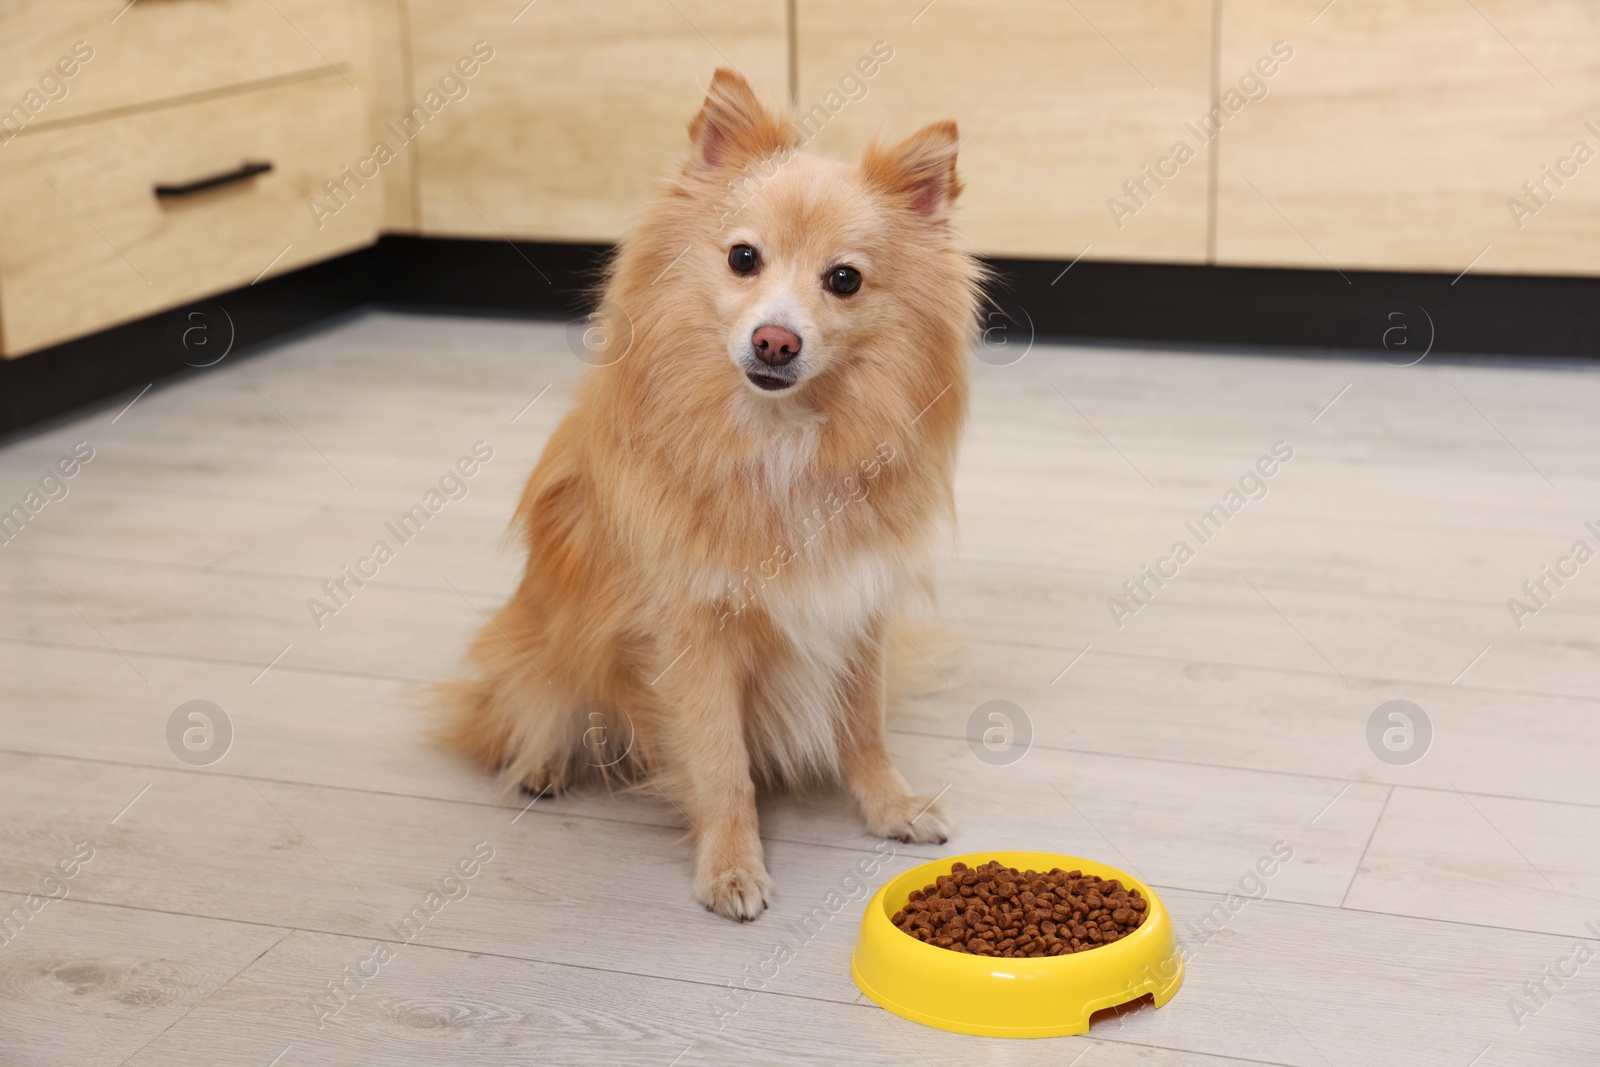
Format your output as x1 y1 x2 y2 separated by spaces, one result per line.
423 675 514 773
886 615 964 708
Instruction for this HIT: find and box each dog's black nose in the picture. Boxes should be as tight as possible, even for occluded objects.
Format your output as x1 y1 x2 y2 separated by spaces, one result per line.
752 325 801 366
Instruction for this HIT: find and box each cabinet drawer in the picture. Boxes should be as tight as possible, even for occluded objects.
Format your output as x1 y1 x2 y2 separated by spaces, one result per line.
0 74 380 356
0 0 360 129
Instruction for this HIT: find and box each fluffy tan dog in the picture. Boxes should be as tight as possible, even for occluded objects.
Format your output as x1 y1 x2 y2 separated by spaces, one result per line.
436 69 980 920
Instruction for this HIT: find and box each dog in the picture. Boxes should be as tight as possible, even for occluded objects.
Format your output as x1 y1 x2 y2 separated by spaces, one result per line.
435 68 981 920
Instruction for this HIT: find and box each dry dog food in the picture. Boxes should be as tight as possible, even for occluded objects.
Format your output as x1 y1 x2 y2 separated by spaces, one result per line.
891 860 1147 957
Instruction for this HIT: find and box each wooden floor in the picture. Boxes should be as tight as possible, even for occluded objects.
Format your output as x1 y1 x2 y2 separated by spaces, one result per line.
2 311 1598 1066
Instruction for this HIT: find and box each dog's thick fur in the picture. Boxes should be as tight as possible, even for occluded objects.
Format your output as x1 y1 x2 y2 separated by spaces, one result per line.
434 69 981 920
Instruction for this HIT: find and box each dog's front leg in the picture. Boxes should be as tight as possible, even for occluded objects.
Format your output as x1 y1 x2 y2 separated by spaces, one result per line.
656 640 771 921
840 623 952 844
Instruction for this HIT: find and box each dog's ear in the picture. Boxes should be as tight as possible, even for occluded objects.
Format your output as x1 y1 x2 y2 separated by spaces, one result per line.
687 68 793 173
861 121 963 220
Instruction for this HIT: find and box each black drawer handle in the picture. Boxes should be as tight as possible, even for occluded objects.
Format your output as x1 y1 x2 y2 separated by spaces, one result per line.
154 161 272 198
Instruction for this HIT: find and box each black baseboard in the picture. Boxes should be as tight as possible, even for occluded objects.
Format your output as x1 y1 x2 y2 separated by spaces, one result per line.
0 236 603 440
0 245 386 441
3 235 1595 439
984 257 1600 363
375 234 610 316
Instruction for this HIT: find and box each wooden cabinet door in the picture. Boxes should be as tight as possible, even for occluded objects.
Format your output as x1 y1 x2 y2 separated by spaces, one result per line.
1217 0 1600 276
795 0 1216 262
405 0 788 242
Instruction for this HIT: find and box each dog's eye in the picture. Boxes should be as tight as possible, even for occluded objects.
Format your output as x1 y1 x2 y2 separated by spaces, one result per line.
826 265 862 296
728 244 760 275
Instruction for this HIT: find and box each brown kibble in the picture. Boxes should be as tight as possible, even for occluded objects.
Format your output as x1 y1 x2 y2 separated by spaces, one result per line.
891 861 1149 958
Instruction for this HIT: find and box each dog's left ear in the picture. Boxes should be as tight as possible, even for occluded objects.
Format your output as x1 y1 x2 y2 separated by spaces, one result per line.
687 68 793 173
861 121 963 221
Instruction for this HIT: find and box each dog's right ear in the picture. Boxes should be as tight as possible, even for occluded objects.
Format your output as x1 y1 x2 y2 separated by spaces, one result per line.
686 68 793 173
861 120 963 222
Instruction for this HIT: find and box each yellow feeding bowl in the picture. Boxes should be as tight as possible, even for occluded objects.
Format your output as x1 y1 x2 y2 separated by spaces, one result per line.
851 851 1184 1038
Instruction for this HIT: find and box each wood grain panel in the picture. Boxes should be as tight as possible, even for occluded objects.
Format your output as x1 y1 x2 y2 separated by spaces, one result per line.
404 0 789 241
1216 0 1600 275
0 0 361 129
361 0 418 231
795 0 1215 261
123 928 1296 1067
0 896 286 1067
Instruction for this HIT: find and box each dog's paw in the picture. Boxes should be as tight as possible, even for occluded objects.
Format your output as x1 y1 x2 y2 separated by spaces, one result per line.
513 761 571 799
866 794 952 845
696 862 773 922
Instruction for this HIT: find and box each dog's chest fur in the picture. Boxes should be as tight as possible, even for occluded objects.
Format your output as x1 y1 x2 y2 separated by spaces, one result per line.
741 543 897 785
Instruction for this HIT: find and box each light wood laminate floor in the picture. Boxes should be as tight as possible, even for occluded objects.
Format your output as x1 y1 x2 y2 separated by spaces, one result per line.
2 312 1598 1066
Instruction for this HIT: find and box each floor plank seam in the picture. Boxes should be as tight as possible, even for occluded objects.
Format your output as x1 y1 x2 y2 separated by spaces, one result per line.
10 626 1600 711
9 739 1600 847
31 898 880 1012
0 637 446 686
22 539 1600 622
948 558 1600 618
0 747 956 861
19 875 1593 965
6 548 510 602
116 927 298 1064
882 730 1600 811
979 637 1600 706
1339 784 1395 909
